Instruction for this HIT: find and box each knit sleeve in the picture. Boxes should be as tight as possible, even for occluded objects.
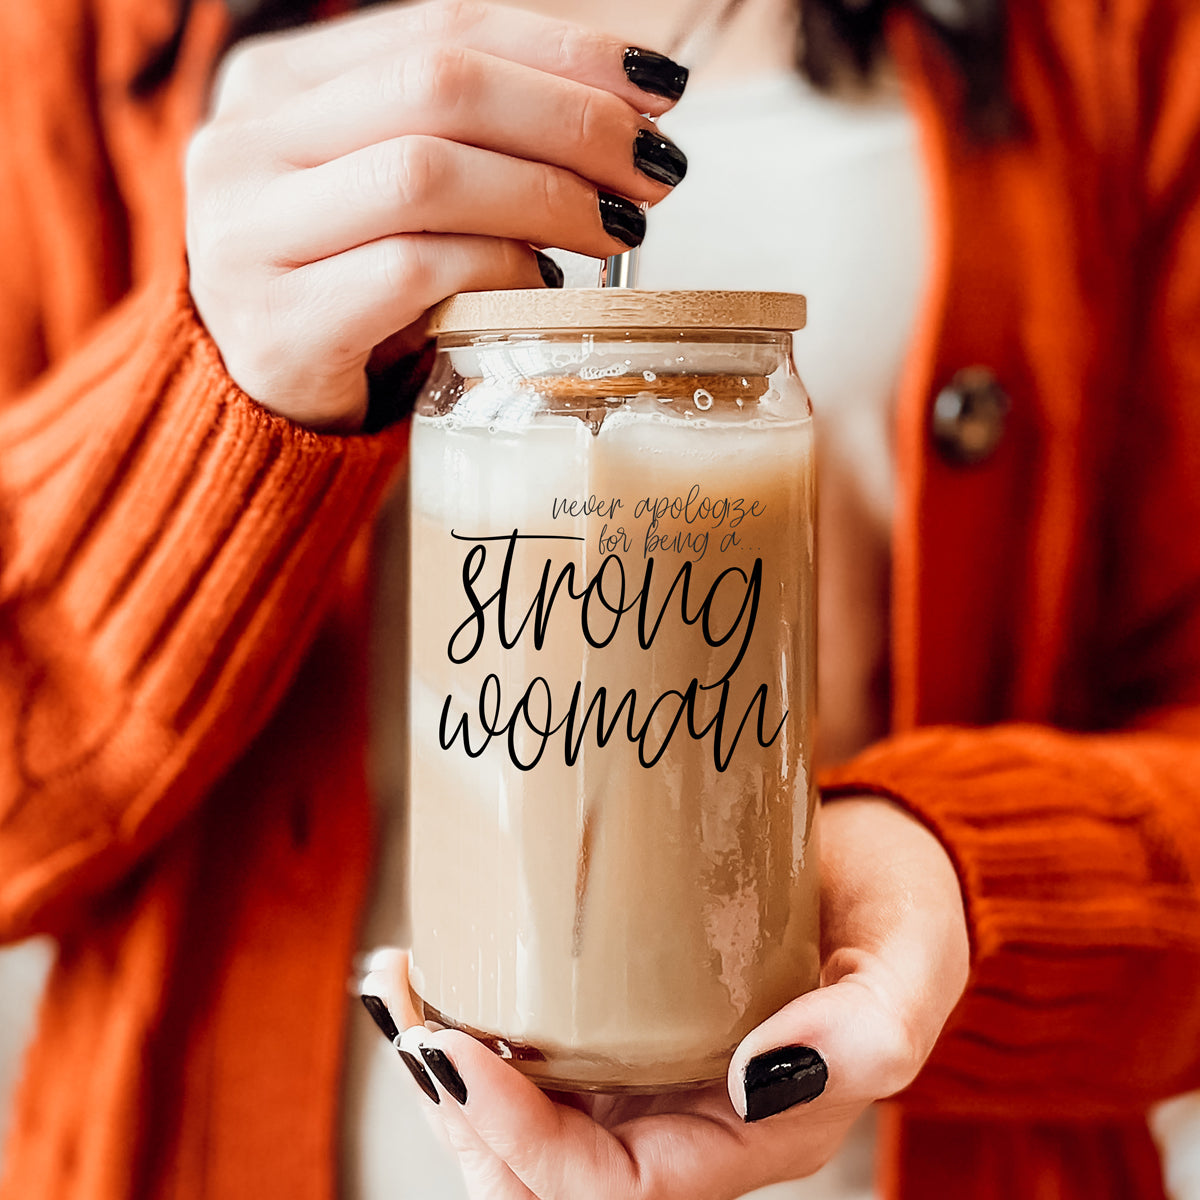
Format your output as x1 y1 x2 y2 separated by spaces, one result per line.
820 720 1200 1117
0 271 409 942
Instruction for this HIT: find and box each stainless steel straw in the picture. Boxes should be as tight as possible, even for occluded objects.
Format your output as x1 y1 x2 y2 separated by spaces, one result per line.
602 0 750 288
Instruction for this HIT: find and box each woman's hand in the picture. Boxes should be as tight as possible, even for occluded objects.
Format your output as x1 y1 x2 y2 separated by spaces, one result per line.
361 797 970 1199
186 0 689 431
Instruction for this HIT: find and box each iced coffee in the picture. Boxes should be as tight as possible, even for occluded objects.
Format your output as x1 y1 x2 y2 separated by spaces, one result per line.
407 291 818 1092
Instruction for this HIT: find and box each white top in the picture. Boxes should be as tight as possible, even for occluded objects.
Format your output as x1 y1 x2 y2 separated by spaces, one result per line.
346 66 929 1200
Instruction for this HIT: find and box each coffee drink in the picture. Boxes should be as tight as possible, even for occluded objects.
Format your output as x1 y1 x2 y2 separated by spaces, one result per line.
406 294 818 1092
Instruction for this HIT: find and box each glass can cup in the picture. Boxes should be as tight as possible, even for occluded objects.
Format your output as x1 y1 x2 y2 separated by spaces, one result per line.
405 289 819 1093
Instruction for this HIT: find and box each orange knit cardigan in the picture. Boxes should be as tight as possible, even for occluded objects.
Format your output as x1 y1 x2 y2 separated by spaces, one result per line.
1 1 1199 1197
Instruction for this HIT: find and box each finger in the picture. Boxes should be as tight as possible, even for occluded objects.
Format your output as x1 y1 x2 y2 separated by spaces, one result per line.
360 947 424 1026
816 798 970 1048
216 0 687 118
369 951 635 1198
362 952 536 1199
727 968 918 1129
280 231 549 350
358 955 446 1125
718 800 968 1134
394 1028 539 1200
259 137 652 267
258 45 686 196
223 234 546 420
416 1025 647 1200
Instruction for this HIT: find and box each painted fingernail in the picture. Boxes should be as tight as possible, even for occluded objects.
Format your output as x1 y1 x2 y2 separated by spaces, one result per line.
598 192 646 248
420 1046 469 1105
633 128 687 188
743 1046 828 1122
623 47 689 101
398 1048 441 1105
534 250 564 288
360 994 400 1044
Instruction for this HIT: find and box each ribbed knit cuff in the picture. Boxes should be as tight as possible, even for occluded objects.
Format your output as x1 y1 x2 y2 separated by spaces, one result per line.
820 723 1200 1115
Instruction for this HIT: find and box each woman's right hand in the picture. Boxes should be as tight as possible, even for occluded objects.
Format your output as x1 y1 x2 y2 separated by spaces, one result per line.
185 0 689 431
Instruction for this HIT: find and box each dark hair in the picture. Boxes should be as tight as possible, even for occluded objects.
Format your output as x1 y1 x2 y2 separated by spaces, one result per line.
801 0 1013 137
135 0 1013 136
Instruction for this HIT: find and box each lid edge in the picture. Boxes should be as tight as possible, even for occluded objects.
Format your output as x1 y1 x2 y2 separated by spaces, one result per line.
427 289 807 335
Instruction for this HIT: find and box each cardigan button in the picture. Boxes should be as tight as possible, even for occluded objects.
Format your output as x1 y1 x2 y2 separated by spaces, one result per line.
931 367 1011 466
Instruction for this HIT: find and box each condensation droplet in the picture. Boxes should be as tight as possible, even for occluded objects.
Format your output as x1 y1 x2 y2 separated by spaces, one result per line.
694 388 714 411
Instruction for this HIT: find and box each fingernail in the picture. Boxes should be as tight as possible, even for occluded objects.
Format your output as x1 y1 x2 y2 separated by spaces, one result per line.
633 128 687 187
420 1046 469 1105
534 250 564 288
360 994 400 1044
743 1045 828 1122
398 1048 442 1104
598 192 646 248
623 47 689 101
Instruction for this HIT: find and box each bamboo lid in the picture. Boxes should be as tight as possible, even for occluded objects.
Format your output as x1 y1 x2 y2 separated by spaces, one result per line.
427 289 806 334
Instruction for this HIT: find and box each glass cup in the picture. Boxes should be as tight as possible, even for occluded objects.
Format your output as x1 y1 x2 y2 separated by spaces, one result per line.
404 289 818 1092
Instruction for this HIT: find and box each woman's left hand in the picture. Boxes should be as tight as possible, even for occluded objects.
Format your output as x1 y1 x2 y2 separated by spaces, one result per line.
361 797 970 1199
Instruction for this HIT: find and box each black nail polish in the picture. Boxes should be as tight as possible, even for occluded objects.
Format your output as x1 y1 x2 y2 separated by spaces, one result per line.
360 994 400 1044
623 47 689 101
743 1046 828 1122
534 250 564 289
633 128 687 187
399 1049 441 1105
597 192 646 248
420 1046 469 1105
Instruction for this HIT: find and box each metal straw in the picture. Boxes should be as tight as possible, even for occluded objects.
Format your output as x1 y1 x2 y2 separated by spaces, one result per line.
602 0 750 288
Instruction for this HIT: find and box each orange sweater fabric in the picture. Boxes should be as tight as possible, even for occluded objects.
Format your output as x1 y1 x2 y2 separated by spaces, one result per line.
2 1 1199 1197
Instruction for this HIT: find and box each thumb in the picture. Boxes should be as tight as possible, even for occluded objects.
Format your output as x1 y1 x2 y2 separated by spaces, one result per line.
727 954 921 1124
